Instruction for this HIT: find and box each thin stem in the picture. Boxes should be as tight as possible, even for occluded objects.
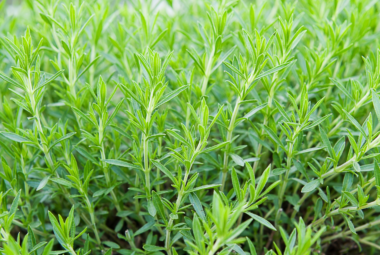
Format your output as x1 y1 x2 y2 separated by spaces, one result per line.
201 45 215 96
322 219 380 243
85 195 102 246
99 118 132 226
143 133 150 192
311 199 380 227
156 136 163 192
291 192 310 220
221 96 241 191
165 169 191 255
321 156 356 179
358 239 380 250
165 142 203 253
208 239 221 255
143 100 153 197
12 220 51 237
328 90 370 137
277 142 293 210
252 96 273 175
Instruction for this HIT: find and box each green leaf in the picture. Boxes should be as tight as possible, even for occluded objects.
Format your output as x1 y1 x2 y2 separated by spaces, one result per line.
244 103 267 119
189 193 206 220
255 165 270 197
72 107 97 126
372 90 380 122
51 178 73 188
0 73 24 89
152 191 167 224
10 190 20 215
41 239 54 255
231 168 241 201
152 160 177 185
37 176 50 191
343 173 354 191
186 184 221 193
342 109 367 139
35 70 64 91
232 245 246 255
274 100 291 122
344 216 356 234
224 61 245 78
346 129 359 156
104 249 113 255
252 61 292 83
41 13 66 31
156 85 188 108
319 126 334 158
187 49 205 75
246 212 276 231
48 132 76 151
76 56 101 82
144 244 166 252
103 241 120 249
30 242 47 253
118 83 147 110
192 214 205 253
150 29 168 48
227 219 253 242
103 159 139 169
305 114 331 130
212 46 237 73
134 220 155 236
301 179 320 193
202 141 229 153
295 147 323 155
230 153 245 166
331 78 354 101
76 147 100 166
48 212 67 250
1 132 32 143
290 29 307 49
374 160 380 187
343 191 358 207
167 129 191 148
246 237 257 255
263 125 286 151
106 99 125 127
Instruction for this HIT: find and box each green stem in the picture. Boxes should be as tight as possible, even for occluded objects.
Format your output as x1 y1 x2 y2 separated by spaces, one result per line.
143 133 150 193
358 239 380 250
143 104 153 197
165 141 203 253
208 239 221 255
156 137 163 192
321 156 356 179
221 96 241 191
99 120 133 225
322 219 380 243
277 142 293 210
252 96 273 175
291 192 310 220
165 169 191 254
85 195 102 246
201 45 215 96
327 90 370 137
311 199 380 227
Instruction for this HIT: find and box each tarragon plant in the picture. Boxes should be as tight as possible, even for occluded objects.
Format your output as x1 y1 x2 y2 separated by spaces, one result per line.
1 0 380 254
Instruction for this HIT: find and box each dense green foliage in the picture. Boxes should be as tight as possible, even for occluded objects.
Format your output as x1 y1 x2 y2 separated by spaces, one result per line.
1 0 380 254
